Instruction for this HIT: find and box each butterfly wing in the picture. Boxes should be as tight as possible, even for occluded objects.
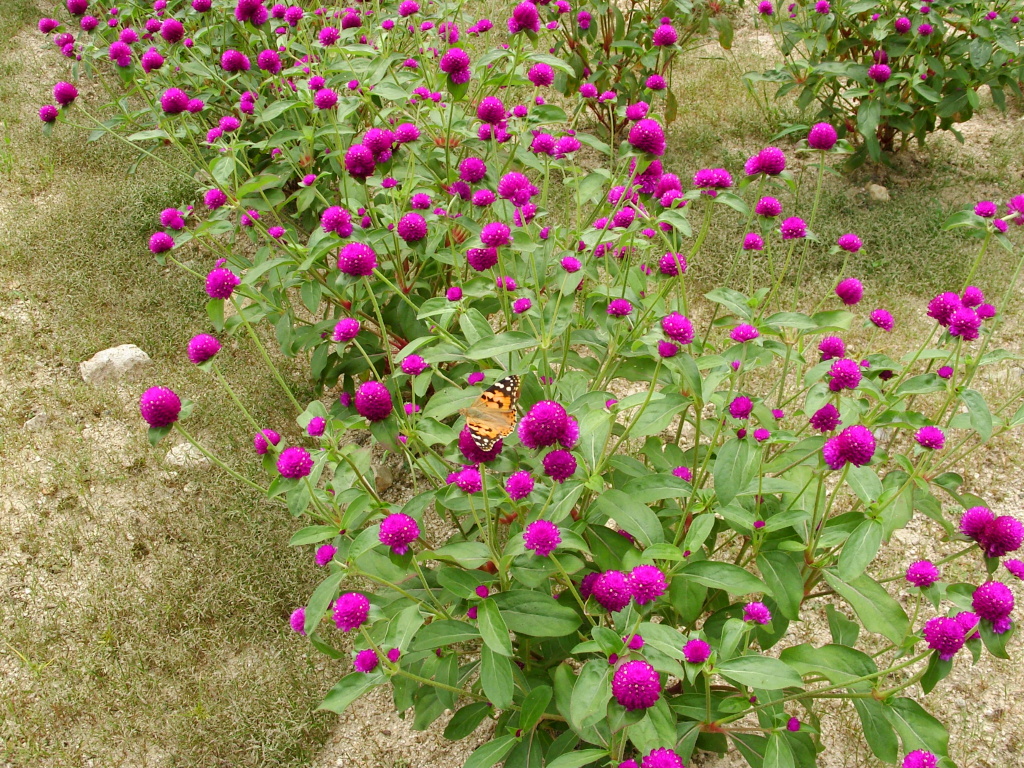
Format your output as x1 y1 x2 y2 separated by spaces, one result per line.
461 375 521 451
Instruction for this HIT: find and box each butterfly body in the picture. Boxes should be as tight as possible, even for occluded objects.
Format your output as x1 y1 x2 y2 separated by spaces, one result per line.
461 375 521 451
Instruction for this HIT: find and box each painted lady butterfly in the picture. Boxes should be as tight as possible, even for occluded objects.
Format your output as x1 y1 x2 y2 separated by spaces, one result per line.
461 375 521 451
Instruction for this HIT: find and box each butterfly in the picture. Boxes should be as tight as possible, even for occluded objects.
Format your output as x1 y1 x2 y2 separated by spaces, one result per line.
461 374 521 451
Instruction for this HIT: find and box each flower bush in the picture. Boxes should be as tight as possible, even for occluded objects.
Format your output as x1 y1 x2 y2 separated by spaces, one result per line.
39 0 1024 766
748 0 1024 165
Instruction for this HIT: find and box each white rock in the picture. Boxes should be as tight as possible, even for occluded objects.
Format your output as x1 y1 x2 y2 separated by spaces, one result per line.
24 411 48 431
165 443 210 469
79 344 152 385
866 183 890 202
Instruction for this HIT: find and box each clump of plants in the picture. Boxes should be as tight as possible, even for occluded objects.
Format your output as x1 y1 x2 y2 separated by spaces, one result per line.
747 0 1024 165
38 0 1024 766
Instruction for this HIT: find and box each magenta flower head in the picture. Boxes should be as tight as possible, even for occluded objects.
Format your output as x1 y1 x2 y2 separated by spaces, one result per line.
205 268 240 299
53 81 79 106
439 47 471 83
948 307 981 341
915 425 945 450
39 105 59 123
160 87 190 114
543 449 577 483
451 466 482 493
628 565 667 604
307 417 326 438
922 617 964 660
480 221 511 247
612 659 660 710
524 520 561 557
641 748 684 768
895 15 912 32
476 95 506 124
906 560 941 587
960 506 995 540
743 233 765 251
355 381 393 422
344 144 375 179
528 62 554 87
313 87 338 110
867 64 891 83
518 400 568 449
927 292 962 326
466 247 497 272
205 188 227 209
277 446 313 478
139 386 181 428
955 611 981 640
400 354 428 376
220 49 251 72
149 232 174 254
834 278 864 305
505 470 534 500
683 638 711 664
828 358 862 391
628 119 666 156
818 336 845 361
458 425 502 464
353 648 379 673
593 570 633 612
186 333 221 364
755 428 772 442
659 252 687 276
253 429 281 455
746 146 786 176
980 516 1024 558
973 581 1015 633
337 242 377 276
780 217 807 239
743 602 772 624
729 396 753 419
837 233 862 252
289 606 306 635
822 425 875 469
507 1 540 33
315 543 336 566
379 512 420 554
661 313 694 343
332 318 360 343
807 122 838 150
652 23 678 46
903 751 938 768
333 592 370 632
755 196 782 217
809 403 841 432
1005 559 1024 580
869 308 895 331
731 324 759 343
607 299 633 317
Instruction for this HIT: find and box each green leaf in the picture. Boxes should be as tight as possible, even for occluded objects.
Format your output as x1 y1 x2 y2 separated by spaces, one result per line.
492 590 582 637
411 620 481 650
318 671 384 714
714 438 755 506
854 698 899 763
480 645 515 709
519 685 553 733
836 518 884 581
545 749 610 768
780 643 876 685
823 571 909 644
980 620 1013 659
206 298 224 331
627 697 677 754
445 702 492 740
578 409 612 472
756 551 803 620
705 287 753 320
825 604 860 647
304 570 345 636
148 425 172 446
463 735 518 768
884 698 949 757
716 655 803 690
431 541 493 568
845 465 883 506
569 660 612 730
463 331 536 360
289 525 339 547
763 733 795 768
959 389 993 441
592 490 665 546
683 560 771 597
478 598 513 657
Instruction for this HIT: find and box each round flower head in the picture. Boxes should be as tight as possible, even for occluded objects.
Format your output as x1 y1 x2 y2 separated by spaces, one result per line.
507 1 540 33
337 243 377 276
973 581 1014 632
906 560 940 587
961 285 984 307
728 396 753 420
641 749 684 768
397 213 427 242
818 336 845 361
828 358 862 391
868 64 891 83
1004 559 1024 580
743 602 772 624
289 606 306 635
512 298 532 314
752 146 786 175
683 638 711 664
672 466 692 482
607 299 633 317
955 611 981 641
333 592 370 632
400 354 427 376
937 365 954 379
981 516 1024 558
315 543 336 566
743 233 764 251
960 506 995 540
922 616 964 660
780 217 807 240
53 81 79 106
835 278 864 305
446 286 463 301
809 403 841 432
593 570 633 612
807 122 838 150
519 400 568 449
658 341 679 358
467 247 499 271
187 333 221 364
629 565 667 605
658 252 687 276
628 119 666 156
149 232 174 254
220 49 251 72
476 95 506 124
379 512 420 555
903 751 938 768
524 520 561 557
139 386 181 428
528 62 554 87
730 324 760 343
869 308 894 331
277 446 313 478
333 318 360 343
205 268 240 299
505 470 534 500
661 313 694 344
652 23 678 46
915 426 945 450
355 381 393 422
344 144 375 179
353 648 379 673
451 466 482 493
837 233 862 253
948 307 981 341
458 426 502 464
253 429 281 455
692 168 734 191
895 15 911 32
822 425 875 469
543 449 577 483
927 292 962 326
205 189 227 209
160 88 190 114
480 222 510 247
39 105 59 123
611 659 660 710
755 196 783 217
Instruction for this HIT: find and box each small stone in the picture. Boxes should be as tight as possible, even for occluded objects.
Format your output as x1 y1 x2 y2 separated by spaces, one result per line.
165 443 210 469
79 344 152 385
24 411 49 431
183 481 200 494
375 465 394 493
866 183 890 202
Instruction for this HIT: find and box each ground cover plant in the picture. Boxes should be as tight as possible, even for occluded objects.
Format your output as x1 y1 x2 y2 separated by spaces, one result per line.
32 0 1024 766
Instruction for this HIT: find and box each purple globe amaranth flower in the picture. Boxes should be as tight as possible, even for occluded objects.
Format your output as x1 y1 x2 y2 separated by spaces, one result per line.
39 105 59 123
807 122 838 150
611 659 660 710
379 512 420 554
683 638 711 664
915 426 945 450
332 318 360 343
743 602 772 624
451 466 482 493
658 341 679 358
787 717 801 732
731 324 760 342
446 286 463 301
976 303 996 320
480 221 510 247
780 217 807 239
220 49 251 72
160 87 190 114
628 119 666 156
187 333 221 364
593 570 633 612
867 63 891 83
980 516 1024 558
948 307 981 341
652 23 678 46
467 247 498 272
505 470 534 500
658 252 687 275
253 429 281 455
955 611 981 640
524 520 561 557
333 592 370 632
1005 559 1024 580
205 188 227 209
344 144 375 179
353 648 379 673
960 506 995 540
149 232 174 254
927 292 962 326
743 232 765 251
543 449 577 483
895 15 912 32
53 81 79 106
906 560 941 587
937 365 954 379
829 358 862 391
290 606 306 635
205 268 240 299
818 336 845 361
519 400 569 449
512 298 532 314
922 616 965 660
917 22 933 35
973 581 1014 632
476 95 506 124
315 543 336 566
629 565 667 605
692 168 734 191
528 62 554 87
728 396 753 420
961 285 984 307
809 403 842 432
755 196 783 217
397 213 427 242
661 312 694 344
458 156 487 183
277 446 313 478
399 354 427 376
835 278 864 305
903 751 938 768
458 426 502 464
139 386 181 428
625 102 649 121
641 749 684 768
869 308 895 331
507 1 540 33
607 299 633 317
974 201 997 219
355 381 393 422
748 146 786 176
822 425 875 469
337 242 377 276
